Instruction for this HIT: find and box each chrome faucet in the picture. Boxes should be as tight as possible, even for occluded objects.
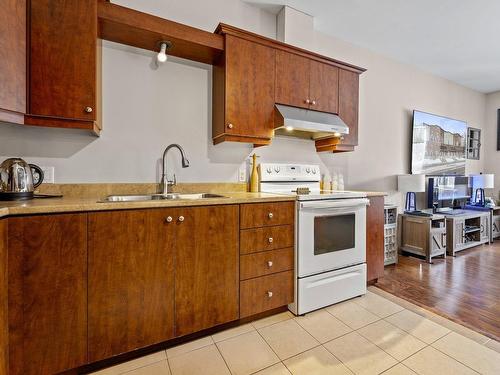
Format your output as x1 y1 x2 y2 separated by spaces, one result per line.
160 144 190 194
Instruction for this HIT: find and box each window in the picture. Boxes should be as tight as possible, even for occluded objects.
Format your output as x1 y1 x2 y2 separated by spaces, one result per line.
467 127 481 160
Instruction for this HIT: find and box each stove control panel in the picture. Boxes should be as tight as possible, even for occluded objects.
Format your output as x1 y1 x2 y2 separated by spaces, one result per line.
259 163 321 182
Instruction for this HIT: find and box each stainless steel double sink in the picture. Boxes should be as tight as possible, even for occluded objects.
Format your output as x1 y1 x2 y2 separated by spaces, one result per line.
101 193 227 202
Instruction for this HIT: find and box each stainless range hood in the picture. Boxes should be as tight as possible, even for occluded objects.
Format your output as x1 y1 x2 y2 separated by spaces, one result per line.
274 104 349 140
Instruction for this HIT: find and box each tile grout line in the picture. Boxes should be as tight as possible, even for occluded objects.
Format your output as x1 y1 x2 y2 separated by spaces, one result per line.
213 341 236 375
429 335 487 375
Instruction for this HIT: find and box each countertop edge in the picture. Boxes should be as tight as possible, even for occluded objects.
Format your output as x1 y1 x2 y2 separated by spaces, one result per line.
0 195 296 218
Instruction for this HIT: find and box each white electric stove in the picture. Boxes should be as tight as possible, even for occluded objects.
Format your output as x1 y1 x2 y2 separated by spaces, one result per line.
260 163 369 315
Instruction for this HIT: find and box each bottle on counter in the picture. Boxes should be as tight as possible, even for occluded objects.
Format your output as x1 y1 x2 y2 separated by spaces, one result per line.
249 154 260 192
331 172 338 191
338 173 345 191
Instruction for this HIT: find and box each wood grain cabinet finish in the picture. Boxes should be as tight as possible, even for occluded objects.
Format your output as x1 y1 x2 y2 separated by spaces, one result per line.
0 0 26 124
366 196 385 283
175 205 240 336
240 248 294 280
8 214 88 375
276 51 340 114
240 202 295 229
26 0 99 133
88 209 176 362
309 61 339 114
338 69 360 146
275 50 311 109
213 34 275 145
240 225 294 254
0 220 7 375
240 271 294 318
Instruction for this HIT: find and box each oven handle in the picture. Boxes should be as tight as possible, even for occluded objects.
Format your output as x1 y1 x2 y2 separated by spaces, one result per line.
299 198 370 210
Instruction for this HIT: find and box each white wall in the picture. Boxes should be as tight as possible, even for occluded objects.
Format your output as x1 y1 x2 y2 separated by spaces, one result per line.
0 0 488 202
484 91 500 199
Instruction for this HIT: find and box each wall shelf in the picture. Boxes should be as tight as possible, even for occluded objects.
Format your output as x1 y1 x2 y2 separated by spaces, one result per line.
97 0 224 65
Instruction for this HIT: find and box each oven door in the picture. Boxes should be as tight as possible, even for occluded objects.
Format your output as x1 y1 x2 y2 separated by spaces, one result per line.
297 198 368 277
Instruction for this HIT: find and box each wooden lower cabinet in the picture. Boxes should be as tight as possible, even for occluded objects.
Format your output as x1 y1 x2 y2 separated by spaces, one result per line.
0 220 8 375
2 201 291 373
175 205 239 336
8 214 88 375
240 248 294 280
366 196 385 283
88 208 177 362
240 271 294 318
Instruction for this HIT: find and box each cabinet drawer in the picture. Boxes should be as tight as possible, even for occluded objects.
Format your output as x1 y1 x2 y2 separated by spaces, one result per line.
240 248 294 280
240 271 294 318
240 202 294 229
240 225 294 254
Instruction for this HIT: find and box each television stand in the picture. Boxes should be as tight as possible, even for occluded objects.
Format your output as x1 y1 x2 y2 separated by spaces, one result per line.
445 210 490 256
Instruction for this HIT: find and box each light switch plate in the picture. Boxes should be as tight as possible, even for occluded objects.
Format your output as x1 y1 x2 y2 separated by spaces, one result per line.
41 166 55 183
238 166 246 182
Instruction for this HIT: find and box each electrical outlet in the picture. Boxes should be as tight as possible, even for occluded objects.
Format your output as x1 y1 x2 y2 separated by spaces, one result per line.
41 166 55 183
238 166 247 182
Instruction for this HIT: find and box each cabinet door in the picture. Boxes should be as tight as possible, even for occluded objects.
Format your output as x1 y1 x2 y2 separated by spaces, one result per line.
0 0 26 123
225 35 275 139
275 50 311 109
88 209 176 362
338 69 360 146
8 214 87 375
175 205 239 336
309 61 339 114
29 0 96 122
366 196 384 282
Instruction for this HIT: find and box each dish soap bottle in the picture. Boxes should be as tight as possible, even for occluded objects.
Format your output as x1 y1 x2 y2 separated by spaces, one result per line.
249 154 260 192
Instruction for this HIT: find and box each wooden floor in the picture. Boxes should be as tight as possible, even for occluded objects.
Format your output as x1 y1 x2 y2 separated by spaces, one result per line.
376 240 500 341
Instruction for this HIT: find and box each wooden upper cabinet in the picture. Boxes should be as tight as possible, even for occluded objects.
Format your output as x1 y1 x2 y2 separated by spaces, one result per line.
338 69 360 146
309 61 339 114
27 0 99 133
88 209 176 362
213 35 275 145
8 214 88 375
275 50 310 109
0 0 26 124
175 205 239 336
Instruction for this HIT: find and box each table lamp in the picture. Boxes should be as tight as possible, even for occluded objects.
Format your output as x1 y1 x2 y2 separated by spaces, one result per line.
470 173 494 207
398 174 426 213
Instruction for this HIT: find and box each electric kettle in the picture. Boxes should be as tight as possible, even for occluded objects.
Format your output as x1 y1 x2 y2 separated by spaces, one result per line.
0 158 44 201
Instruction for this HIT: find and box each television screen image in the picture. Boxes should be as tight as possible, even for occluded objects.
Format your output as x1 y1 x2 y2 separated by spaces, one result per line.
411 110 467 175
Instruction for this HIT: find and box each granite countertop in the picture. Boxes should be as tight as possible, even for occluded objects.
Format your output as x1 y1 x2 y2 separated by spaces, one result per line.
0 191 296 218
0 182 387 218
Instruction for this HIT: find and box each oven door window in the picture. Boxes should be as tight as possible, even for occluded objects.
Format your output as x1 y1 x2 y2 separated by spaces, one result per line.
314 214 355 255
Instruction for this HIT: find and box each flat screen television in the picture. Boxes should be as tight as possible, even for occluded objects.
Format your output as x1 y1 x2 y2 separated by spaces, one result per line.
411 110 467 175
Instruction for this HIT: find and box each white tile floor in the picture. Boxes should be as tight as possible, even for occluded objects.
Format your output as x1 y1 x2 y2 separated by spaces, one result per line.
90 288 500 375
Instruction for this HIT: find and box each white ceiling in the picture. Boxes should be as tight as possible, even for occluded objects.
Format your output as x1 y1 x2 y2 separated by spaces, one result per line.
246 0 500 94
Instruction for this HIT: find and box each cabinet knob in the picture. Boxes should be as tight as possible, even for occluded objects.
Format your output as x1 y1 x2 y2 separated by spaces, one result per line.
165 216 173 223
268 212 274 219
305 99 310 104
267 261 273 268
227 123 234 129
311 100 316 105
268 237 273 244
266 291 273 298
178 216 185 222
84 106 93 113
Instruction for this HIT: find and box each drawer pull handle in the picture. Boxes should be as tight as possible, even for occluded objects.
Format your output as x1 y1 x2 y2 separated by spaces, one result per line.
267 261 273 268
267 291 273 298
268 237 273 244
268 212 274 219
165 216 173 223
178 216 185 222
